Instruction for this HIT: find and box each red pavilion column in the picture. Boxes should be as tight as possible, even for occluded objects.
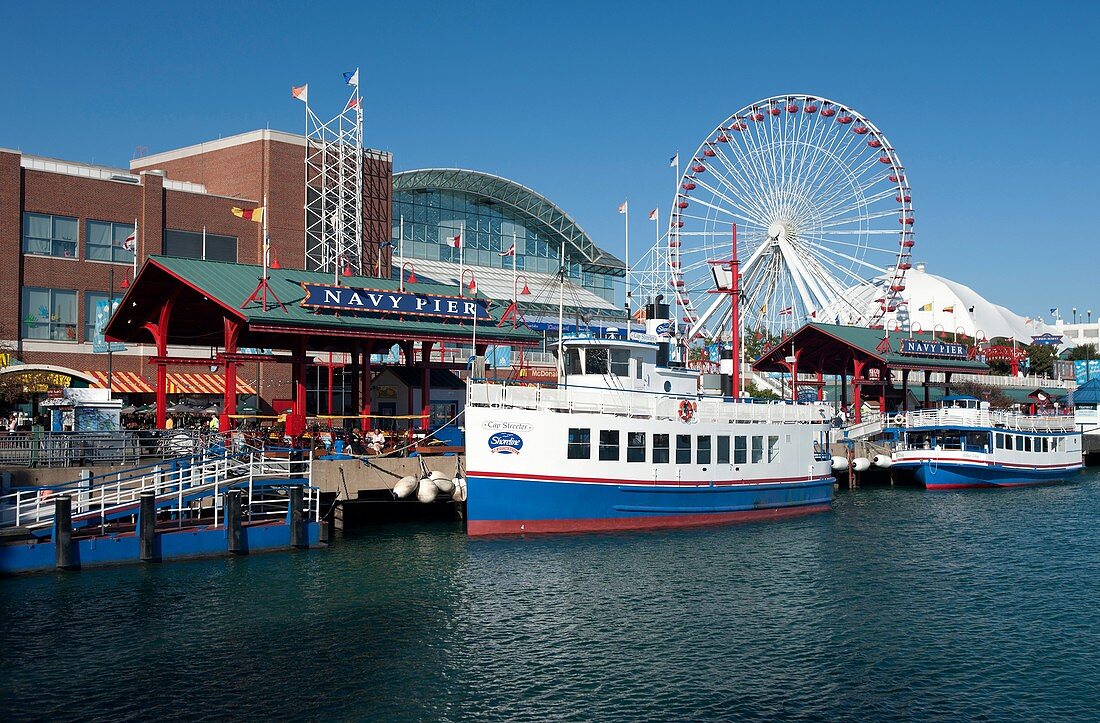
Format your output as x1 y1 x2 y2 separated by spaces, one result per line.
420 341 434 431
851 358 867 424
287 337 307 437
143 291 177 429
219 318 241 432
360 342 374 432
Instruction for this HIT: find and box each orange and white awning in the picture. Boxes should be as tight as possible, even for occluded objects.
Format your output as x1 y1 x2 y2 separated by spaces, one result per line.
85 371 155 394
166 372 255 395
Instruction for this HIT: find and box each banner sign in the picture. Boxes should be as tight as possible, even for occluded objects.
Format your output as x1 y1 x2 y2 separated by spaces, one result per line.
300 283 491 321
1075 360 1100 384
899 338 968 359
1030 333 1063 346
92 300 126 353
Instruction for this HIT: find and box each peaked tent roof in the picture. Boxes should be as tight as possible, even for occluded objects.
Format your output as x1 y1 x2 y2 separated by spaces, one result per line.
754 322 989 375
1069 377 1100 406
105 256 541 350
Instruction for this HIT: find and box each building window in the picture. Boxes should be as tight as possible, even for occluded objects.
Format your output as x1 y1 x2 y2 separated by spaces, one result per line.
717 436 730 464
586 348 608 375
163 229 238 262
676 434 691 464
84 292 122 342
87 220 136 264
23 213 77 258
653 433 669 464
697 435 711 465
599 430 620 461
768 435 780 463
734 436 747 464
627 432 646 462
22 287 77 341
751 435 764 463
305 366 354 416
567 428 591 459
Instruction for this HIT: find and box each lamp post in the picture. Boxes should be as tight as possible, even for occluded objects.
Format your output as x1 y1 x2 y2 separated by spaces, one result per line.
460 269 476 298
1089 310 1094 381
512 274 531 329
934 323 945 339
954 326 966 343
1072 308 1077 324
399 261 416 292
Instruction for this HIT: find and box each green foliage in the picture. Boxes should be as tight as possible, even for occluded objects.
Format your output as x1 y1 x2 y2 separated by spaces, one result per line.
1065 343 1098 361
1027 344 1058 377
745 381 780 400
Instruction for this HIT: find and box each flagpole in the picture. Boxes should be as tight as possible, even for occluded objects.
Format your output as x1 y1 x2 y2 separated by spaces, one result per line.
511 231 517 304
262 194 269 281
624 201 630 315
459 221 465 295
132 217 138 280
202 225 207 261
557 241 566 385
399 215 404 281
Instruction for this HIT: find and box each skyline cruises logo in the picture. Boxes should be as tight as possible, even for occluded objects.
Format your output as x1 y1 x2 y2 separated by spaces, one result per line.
488 432 524 454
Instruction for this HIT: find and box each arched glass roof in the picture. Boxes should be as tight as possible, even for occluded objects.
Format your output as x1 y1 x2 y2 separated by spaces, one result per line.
393 169 624 276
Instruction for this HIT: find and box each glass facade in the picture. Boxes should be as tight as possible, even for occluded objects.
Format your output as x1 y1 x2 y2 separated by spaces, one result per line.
392 189 617 303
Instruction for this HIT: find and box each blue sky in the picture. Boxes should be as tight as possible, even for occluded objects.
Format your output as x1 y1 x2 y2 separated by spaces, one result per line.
3 1 1097 322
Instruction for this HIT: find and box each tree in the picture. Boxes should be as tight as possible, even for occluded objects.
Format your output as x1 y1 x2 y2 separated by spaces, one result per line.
948 379 1015 409
1065 343 1098 361
745 380 780 400
1027 344 1058 377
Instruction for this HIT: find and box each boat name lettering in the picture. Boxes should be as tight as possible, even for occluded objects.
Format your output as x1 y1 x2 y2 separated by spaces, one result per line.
299 283 492 320
655 322 672 338
482 421 533 432
899 338 968 359
488 432 524 454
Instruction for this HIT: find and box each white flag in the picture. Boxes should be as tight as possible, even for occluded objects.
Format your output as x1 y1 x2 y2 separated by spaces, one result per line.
648 208 658 221
618 201 627 214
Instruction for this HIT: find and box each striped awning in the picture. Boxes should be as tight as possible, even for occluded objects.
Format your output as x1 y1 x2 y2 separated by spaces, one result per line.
85 371 155 394
166 372 256 395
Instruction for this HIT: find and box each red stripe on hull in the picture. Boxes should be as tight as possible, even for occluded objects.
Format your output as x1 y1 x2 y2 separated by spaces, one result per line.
466 503 832 536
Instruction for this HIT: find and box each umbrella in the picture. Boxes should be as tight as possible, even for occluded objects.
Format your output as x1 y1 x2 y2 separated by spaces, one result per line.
120 405 137 414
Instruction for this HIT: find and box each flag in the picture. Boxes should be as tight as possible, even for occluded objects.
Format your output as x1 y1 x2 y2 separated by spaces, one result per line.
760 304 767 315
1050 307 1058 317
380 240 395 250
942 305 955 313
446 233 461 248
291 85 308 103
122 229 136 252
231 206 265 223
632 308 647 323
499 244 515 257
648 208 658 221
919 302 933 311
343 69 359 86
669 153 678 167
779 306 793 316
346 97 359 110
618 201 628 214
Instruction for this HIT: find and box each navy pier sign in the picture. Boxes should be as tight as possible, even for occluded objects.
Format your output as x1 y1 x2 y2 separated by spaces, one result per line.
899 338 968 359
300 283 491 321
1030 333 1063 346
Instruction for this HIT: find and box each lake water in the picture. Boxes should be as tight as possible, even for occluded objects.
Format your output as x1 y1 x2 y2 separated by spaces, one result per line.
3 470 1099 721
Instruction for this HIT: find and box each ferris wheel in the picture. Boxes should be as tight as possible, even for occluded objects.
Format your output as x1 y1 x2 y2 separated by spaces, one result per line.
634 93 914 342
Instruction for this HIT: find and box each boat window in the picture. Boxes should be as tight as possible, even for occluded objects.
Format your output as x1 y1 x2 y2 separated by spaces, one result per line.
1015 436 1024 451
995 433 1004 449
565 349 582 376
697 436 711 465
599 430 620 461
1024 437 1032 453
966 432 990 452
907 431 931 449
567 428 591 459
1042 437 1049 453
653 434 669 464
586 347 609 375
635 358 643 379
1051 438 1058 452
717 435 730 464
751 435 763 463
734 436 747 464
627 432 646 462
610 349 630 377
768 435 780 463
676 434 692 464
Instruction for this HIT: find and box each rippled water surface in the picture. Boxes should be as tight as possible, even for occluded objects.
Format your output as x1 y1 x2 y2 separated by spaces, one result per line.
3 470 1100 722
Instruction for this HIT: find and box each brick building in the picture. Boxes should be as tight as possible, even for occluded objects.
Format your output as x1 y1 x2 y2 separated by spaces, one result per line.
0 129 392 408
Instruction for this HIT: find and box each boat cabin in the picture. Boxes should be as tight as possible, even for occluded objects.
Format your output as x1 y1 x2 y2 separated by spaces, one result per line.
940 395 990 412
555 335 697 396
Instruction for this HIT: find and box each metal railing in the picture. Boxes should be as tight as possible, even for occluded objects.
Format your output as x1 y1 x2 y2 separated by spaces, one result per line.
0 449 316 532
0 430 208 467
468 381 831 425
897 408 1076 432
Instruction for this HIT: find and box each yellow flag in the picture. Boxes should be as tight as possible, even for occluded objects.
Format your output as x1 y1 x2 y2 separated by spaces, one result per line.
231 206 265 223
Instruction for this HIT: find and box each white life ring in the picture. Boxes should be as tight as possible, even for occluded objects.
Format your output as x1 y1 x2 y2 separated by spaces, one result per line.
892 414 905 425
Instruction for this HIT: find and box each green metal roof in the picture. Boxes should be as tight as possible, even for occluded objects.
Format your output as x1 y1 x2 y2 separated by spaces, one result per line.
107 256 541 346
809 323 988 371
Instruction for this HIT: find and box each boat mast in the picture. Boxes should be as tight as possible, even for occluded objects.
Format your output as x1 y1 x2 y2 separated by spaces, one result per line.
558 241 566 385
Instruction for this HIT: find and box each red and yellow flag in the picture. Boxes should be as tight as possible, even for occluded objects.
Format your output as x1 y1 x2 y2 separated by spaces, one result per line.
231 206 265 223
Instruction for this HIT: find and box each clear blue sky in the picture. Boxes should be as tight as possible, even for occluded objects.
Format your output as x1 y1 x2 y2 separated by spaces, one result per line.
3 1 1097 322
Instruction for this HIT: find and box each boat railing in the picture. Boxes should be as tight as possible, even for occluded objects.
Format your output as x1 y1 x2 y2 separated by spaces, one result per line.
899 408 1076 432
468 382 829 425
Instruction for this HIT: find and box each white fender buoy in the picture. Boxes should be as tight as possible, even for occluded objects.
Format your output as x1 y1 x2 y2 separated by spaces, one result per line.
417 478 439 503
394 475 418 499
831 456 849 471
429 470 448 481
872 454 893 468
852 457 871 472
452 478 467 503
433 476 454 493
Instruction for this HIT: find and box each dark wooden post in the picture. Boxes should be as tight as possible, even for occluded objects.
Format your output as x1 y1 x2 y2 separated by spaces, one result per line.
289 486 306 549
139 492 157 562
226 489 244 554
53 495 76 570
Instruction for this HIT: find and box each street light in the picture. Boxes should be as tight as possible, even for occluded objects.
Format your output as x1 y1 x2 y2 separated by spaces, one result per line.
1072 308 1077 324
460 269 477 297
399 261 417 292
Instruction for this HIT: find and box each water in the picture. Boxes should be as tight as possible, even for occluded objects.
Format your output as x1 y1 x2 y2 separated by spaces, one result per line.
3 471 1100 722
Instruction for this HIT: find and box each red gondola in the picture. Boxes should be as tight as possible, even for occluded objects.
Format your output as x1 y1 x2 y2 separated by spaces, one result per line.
676 221 684 228
890 285 905 292
837 115 853 124
730 121 747 131
787 103 799 113
669 240 681 247
821 107 836 117
902 239 915 247
895 194 911 203
867 139 882 148
888 174 904 183
898 263 912 270
716 134 729 142
853 126 869 135
899 217 915 224
678 201 689 209
769 107 781 116
692 164 705 173
704 148 716 157
752 112 765 121
804 104 818 113
682 182 696 191
879 156 892 163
